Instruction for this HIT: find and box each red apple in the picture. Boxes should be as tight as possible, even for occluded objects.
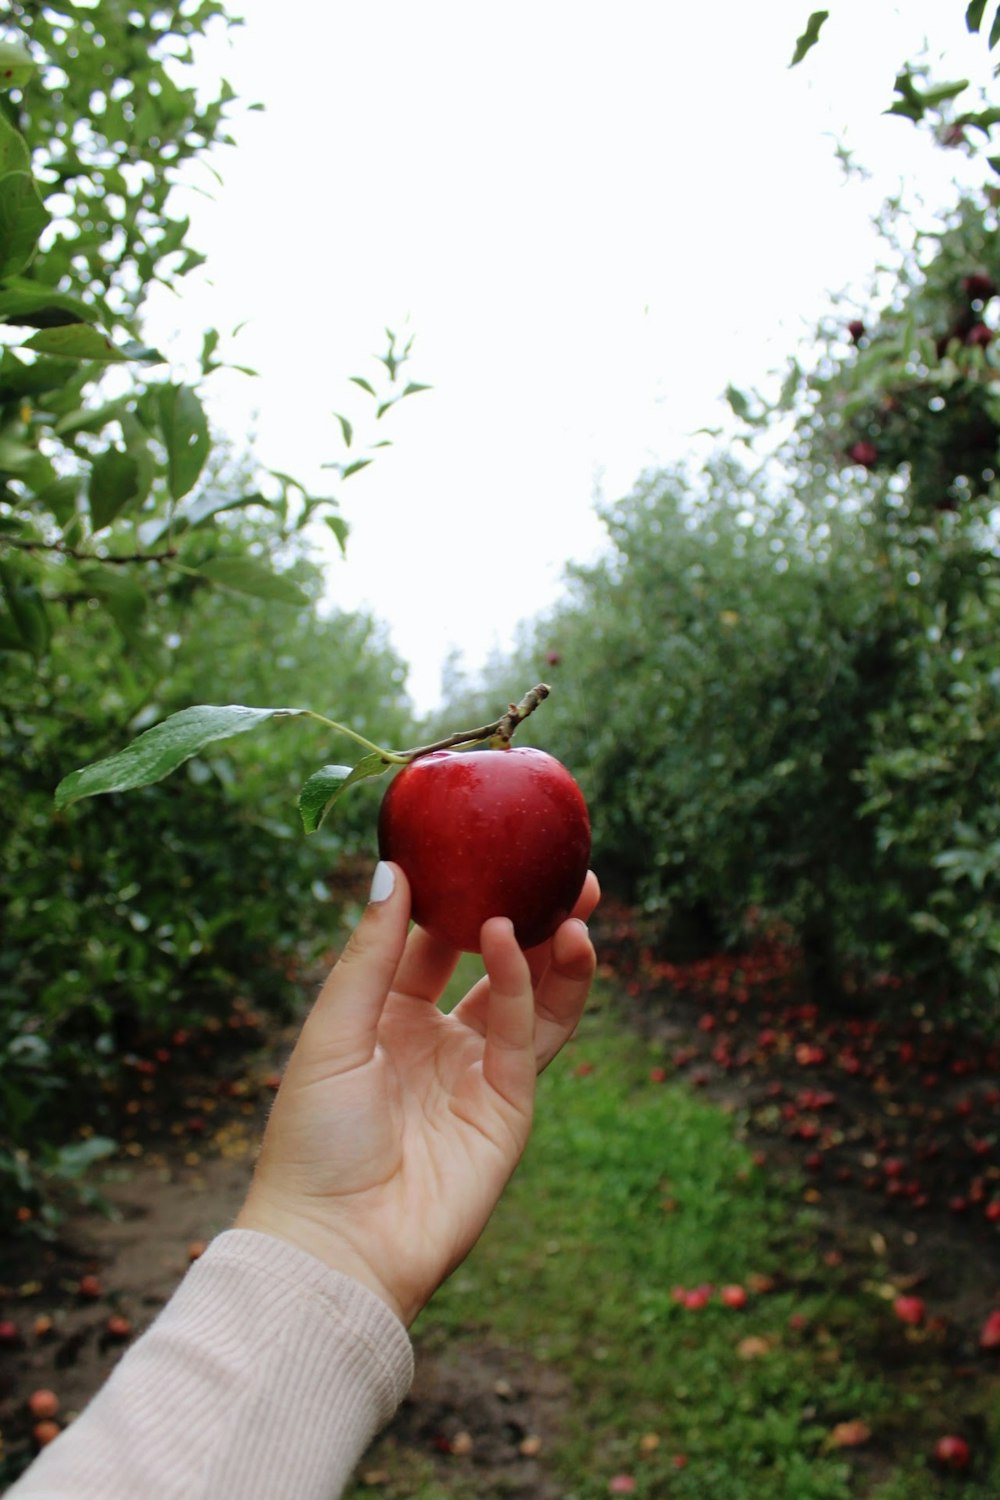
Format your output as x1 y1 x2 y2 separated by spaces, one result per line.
893 1295 925 1327
0 1319 21 1348
27 1389 60 1420
979 1309 1000 1351
848 440 878 467
378 748 591 953
933 1435 970 1470
962 273 995 302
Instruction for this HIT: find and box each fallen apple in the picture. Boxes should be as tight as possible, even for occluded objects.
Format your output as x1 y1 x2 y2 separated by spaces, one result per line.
27 1389 59 1420
933 1435 970 1470
378 747 591 953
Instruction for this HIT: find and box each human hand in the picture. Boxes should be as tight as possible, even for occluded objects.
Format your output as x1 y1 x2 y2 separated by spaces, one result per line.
235 861 599 1325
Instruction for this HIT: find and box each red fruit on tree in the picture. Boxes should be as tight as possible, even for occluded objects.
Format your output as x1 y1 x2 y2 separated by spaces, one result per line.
847 318 866 343
544 649 562 667
962 272 995 302
848 440 878 467
979 1309 1000 1351
965 322 993 348
378 748 591 953
893 1295 925 1327
933 1435 970 1470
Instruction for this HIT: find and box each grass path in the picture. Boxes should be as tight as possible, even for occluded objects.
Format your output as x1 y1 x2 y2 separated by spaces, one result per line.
351 983 1000 1499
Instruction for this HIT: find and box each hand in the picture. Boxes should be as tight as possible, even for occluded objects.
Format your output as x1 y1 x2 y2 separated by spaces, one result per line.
235 861 599 1325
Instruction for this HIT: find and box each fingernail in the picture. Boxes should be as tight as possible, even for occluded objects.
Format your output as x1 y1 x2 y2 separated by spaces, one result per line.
369 861 395 904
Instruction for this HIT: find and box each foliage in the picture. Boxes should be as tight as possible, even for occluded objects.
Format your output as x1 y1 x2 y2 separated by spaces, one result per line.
0 3 423 1231
495 459 903 995
457 188 1000 1017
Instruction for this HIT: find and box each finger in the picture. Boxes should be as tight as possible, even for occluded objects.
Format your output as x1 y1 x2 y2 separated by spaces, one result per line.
532 917 597 1071
479 917 536 1113
525 870 601 985
300 861 412 1070
391 922 462 1004
452 876 602 1044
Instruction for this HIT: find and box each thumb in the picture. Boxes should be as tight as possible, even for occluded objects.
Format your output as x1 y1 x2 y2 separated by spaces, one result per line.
305 861 412 1069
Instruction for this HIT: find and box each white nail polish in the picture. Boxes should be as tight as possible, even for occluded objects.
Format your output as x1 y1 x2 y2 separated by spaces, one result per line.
369 861 395 904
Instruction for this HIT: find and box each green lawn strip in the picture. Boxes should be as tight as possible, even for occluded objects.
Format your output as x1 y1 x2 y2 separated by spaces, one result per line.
351 989 1000 1500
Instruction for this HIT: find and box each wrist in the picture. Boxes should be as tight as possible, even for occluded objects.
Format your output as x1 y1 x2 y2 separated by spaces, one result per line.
234 1192 411 1326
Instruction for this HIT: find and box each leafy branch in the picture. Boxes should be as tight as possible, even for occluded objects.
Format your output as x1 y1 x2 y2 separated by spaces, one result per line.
54 684 553 834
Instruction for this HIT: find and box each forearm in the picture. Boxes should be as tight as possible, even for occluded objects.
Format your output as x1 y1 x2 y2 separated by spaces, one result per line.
7 1230 414 1500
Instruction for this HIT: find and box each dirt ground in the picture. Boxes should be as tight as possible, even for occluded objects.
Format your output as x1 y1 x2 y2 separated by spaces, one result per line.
2 904 999 1492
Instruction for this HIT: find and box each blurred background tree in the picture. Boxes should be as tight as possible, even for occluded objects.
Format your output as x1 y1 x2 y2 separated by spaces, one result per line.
0 4 418 1227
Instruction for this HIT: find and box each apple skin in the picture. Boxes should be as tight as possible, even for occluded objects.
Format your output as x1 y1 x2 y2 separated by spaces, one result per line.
377 747 591 953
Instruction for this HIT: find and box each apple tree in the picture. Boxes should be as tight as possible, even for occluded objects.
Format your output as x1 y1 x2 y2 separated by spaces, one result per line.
0 4 422 1229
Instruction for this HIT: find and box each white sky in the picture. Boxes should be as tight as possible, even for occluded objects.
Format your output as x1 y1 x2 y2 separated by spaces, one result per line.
147 1 988 713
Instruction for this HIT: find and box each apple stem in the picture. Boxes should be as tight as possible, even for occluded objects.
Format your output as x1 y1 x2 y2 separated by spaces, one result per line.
398 683 552 760
308 684 552 767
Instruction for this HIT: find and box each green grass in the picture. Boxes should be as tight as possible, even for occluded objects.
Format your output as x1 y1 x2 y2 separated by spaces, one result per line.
348 985 1000 1500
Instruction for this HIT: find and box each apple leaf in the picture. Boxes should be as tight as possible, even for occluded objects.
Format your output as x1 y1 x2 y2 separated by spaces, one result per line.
790 10 829 67
299 754 390 833
195 557 311 606
22 325 163 363
54 704 313 808
0 40 37 90
967 0 988 32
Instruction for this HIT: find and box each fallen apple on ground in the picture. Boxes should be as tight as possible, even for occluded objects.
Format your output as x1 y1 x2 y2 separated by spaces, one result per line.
378 746 591 953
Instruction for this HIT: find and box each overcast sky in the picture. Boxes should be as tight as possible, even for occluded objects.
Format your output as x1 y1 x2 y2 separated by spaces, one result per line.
148 1 987 713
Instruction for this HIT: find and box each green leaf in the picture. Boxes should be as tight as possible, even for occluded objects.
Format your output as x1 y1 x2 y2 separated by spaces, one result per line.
88 446 143 531
0 114 31 176
0 433 36 473
0 275 91 329
54 703 314 808
991 6 1000 49
0 172 50 277
0 41 38 91
333 412 353 447
34 475 79 525
341 458 372 480
0 562 50 657
401 381 432 398
967 0 989 32
349 376 376 396
325 514 349 556
0 610 24 651
21 325 149 363
196 557 310 605
51 1136 117 1179
725 384 754 422
299 755 390 833
54 398 132 439
921 79 970 107
790 10 829 66
77 565 148 636
158 383 211 501
116 340 166 364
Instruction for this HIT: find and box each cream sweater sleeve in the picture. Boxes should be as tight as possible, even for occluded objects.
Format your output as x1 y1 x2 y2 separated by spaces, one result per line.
7 1229 414 1500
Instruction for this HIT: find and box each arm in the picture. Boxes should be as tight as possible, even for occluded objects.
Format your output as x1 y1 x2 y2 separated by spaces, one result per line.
9 861 598 1499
